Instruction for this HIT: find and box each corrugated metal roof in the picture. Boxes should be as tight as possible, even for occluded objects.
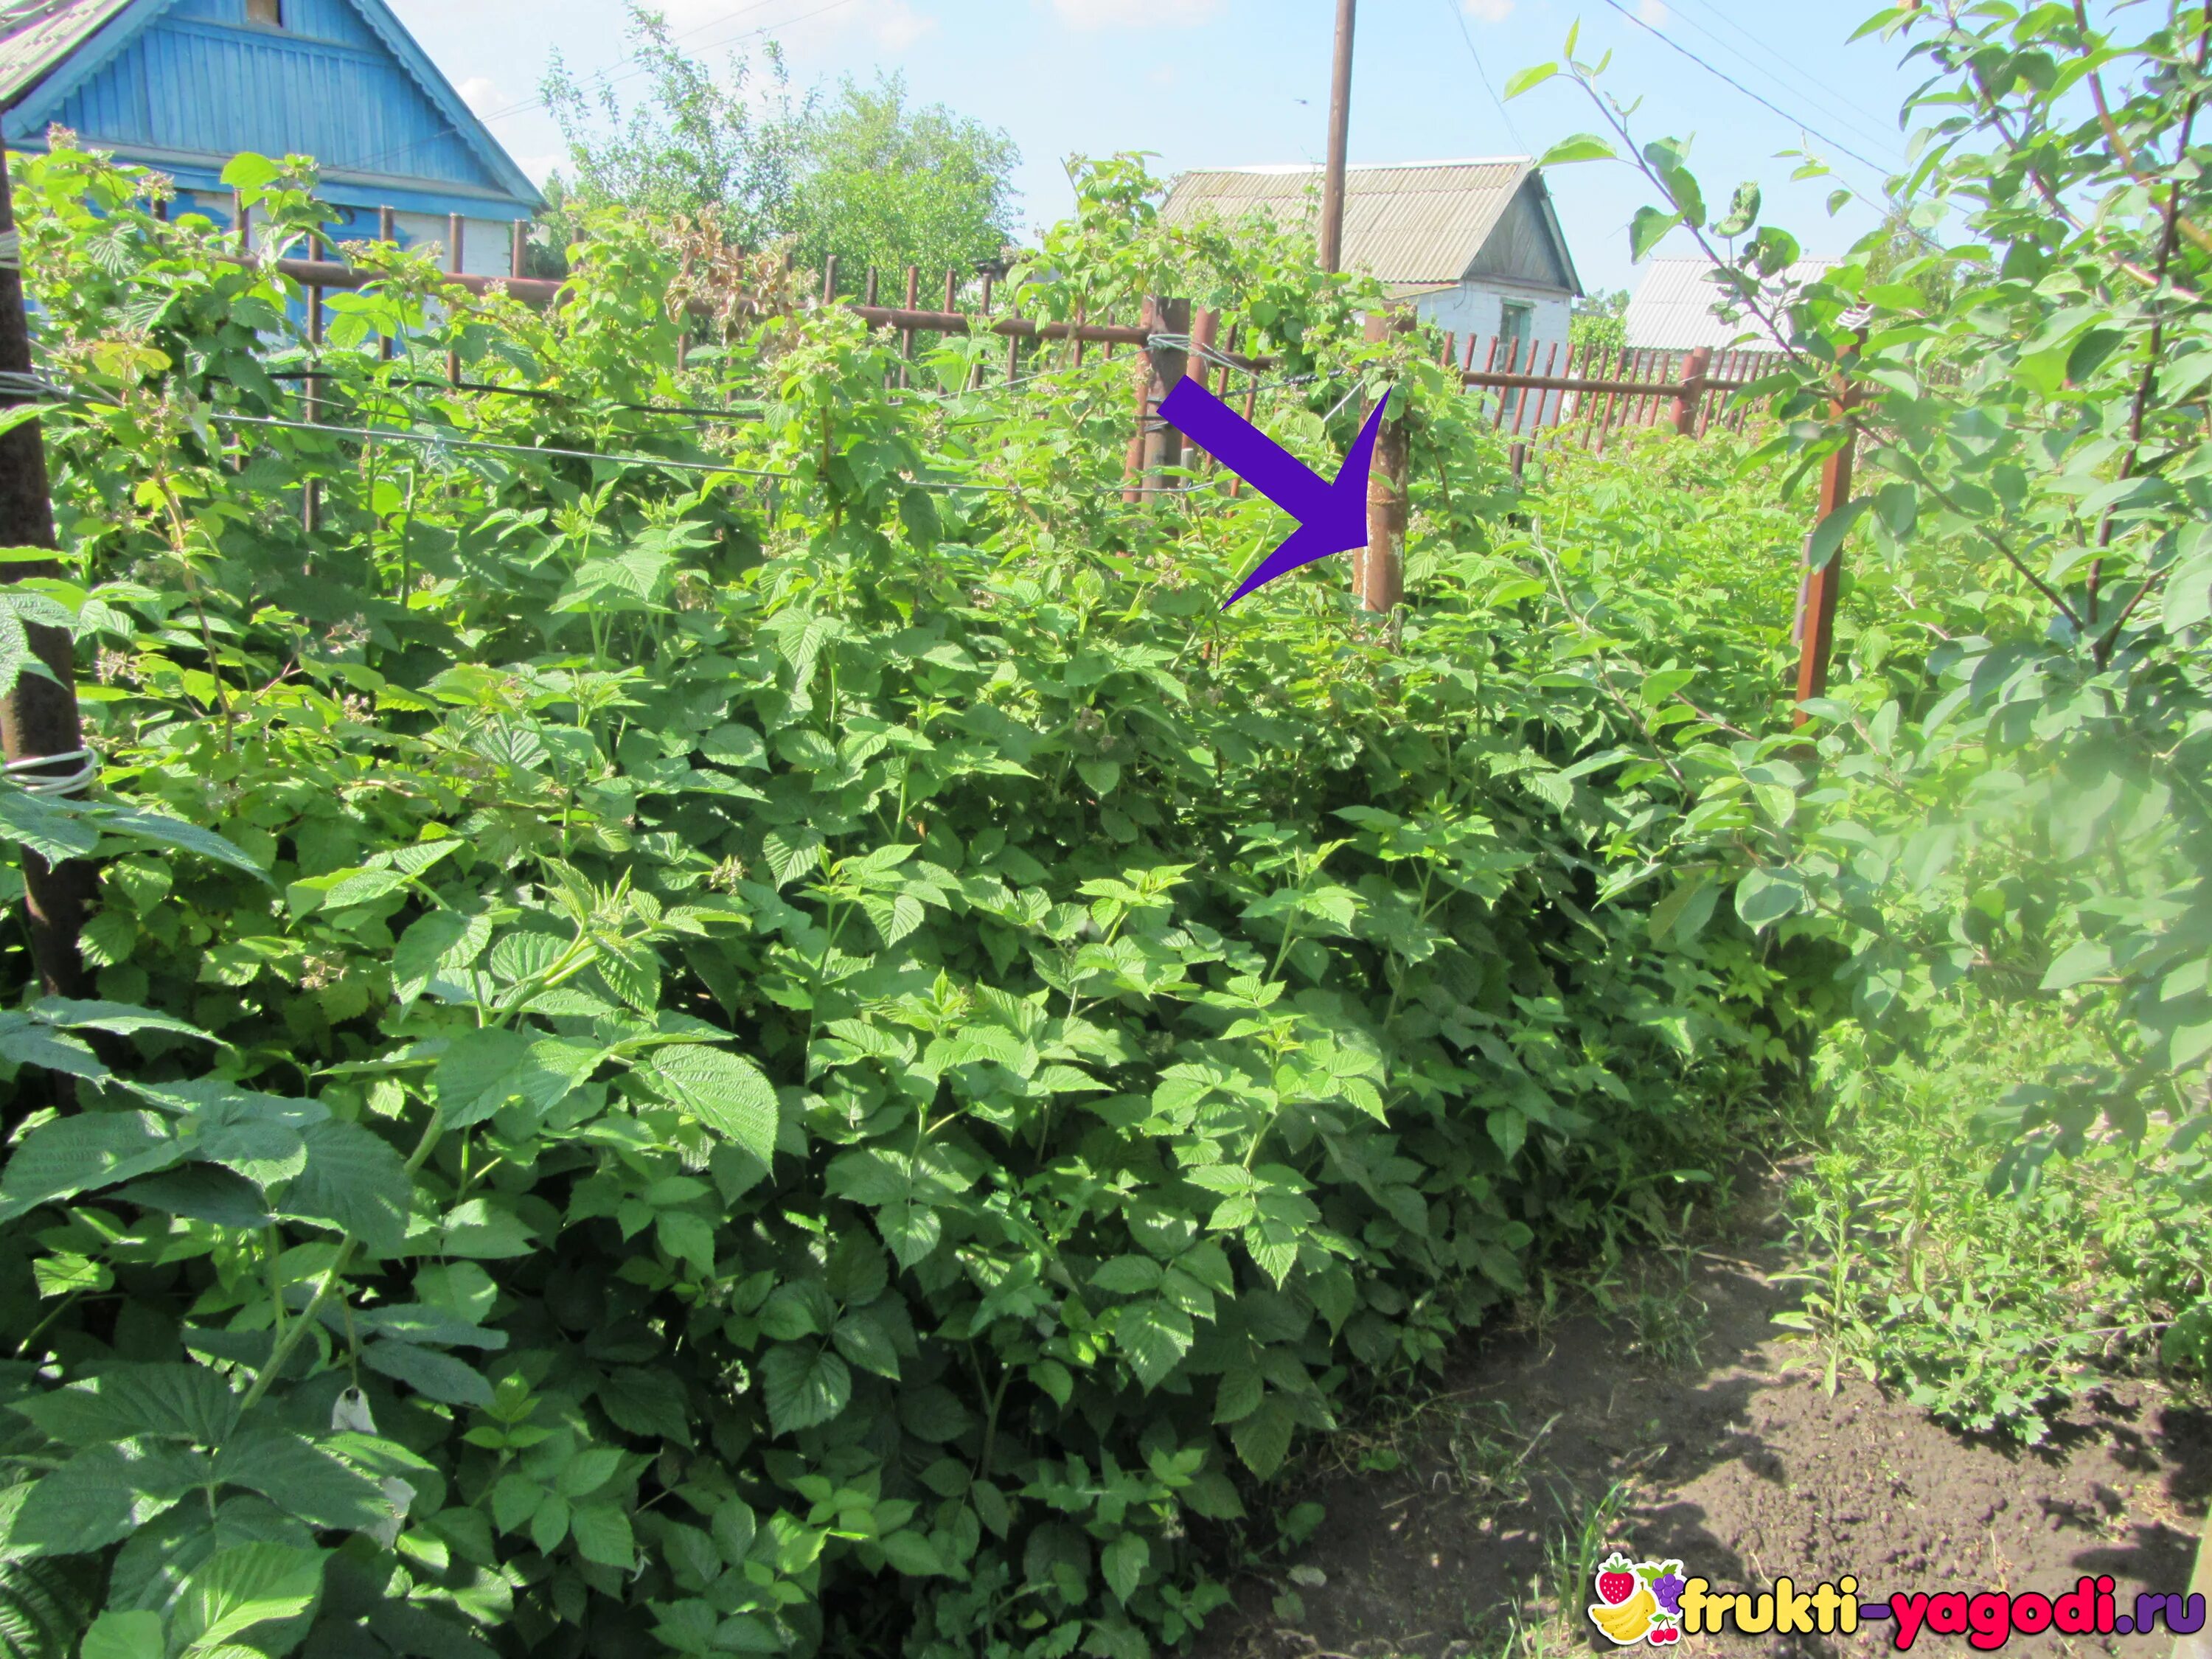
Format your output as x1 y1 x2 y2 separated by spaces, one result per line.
1625 254 1839 349
0 0 133 108
1162 159 1573 290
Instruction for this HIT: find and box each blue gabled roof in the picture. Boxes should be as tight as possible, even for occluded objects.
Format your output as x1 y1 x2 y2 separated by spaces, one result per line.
0 0 544 216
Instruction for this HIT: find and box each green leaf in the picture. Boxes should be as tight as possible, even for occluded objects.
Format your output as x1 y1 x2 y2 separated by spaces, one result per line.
97 808 265 877
596 1367 693 1447
0 787 100 863
759 1345 851 1436
1630 206 1682 262
211 1430 397 1531
1713 181 1762 237
1806 495 1871 571
1228 1397 1297 1478
567 1505 635 1569
2039 939 2112 992
361 1340 494 1407
12 1364 239 1447
1115 1302 1193 1390
32 998 216 1043
276 1120 411 1253
1537 133 1616 166
12 1441 201 1556
439 1197 538 1259
644 1046 779 1165
1734 867 1808 931
219 153 282 189
392 910 490 1009
1503 63 1557 98
0 1110 179 1220
82 1610 165 1659
878 1529 945 1577
1102 1531 1147 1604
167 1541 322 1654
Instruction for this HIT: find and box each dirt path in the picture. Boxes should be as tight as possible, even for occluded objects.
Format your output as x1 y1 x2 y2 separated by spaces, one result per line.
1200 1190 2210 1658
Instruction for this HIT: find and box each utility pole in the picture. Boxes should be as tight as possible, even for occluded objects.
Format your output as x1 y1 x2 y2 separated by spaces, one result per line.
1319 0 1355 274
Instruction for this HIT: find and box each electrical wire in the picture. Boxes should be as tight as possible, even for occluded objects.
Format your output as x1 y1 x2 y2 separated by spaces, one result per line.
1590 0 1900 186
1663 0 1907 164
1440 0 1528 155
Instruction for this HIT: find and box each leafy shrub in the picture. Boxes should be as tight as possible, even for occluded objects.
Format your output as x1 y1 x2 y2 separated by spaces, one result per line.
0 142 1804 1658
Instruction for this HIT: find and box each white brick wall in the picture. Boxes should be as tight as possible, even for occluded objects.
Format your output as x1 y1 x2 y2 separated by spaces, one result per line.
1413 281 1576 433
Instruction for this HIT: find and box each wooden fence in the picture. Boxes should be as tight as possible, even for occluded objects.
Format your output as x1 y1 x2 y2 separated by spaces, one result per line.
247 227 1846 705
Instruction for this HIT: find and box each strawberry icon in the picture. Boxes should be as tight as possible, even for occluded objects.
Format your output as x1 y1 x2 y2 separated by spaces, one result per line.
1647 1614 1682 1646
1596 1553 1638 1606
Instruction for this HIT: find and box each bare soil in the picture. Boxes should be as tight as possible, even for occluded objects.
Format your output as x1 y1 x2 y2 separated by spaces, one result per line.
1197 1186 2210 1659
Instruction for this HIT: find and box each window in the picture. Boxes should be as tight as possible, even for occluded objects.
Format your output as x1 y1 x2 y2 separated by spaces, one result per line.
246 0 283 26
1497 300 1536 369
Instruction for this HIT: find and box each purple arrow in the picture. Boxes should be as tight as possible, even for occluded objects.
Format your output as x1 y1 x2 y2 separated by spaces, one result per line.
1158 376 1389 608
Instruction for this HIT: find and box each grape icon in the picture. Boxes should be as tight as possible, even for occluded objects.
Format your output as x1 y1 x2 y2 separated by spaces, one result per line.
1649 1563 1686 1617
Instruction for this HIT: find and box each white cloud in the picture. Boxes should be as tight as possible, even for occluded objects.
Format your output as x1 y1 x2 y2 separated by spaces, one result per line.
869 0 936 50
1464 0 1514 21
515 152 564 186
456 74 508 116
1048 0 1224 29
1636 0 1669 22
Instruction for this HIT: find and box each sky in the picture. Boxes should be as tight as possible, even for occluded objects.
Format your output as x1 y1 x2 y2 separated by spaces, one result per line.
386 0 1930 297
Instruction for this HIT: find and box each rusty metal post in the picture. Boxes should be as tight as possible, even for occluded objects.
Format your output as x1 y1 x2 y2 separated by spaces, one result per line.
509 218 526 280
1793 422 1857 722
0 155 94 1018
821 254 839 304
445 213 464 386
1671 345 1714 437
303 271 324 535
377 206 396 361
900 265 919 386
1133 296 1190 504
1319 0 1356 273
1357 311 1410 617
1185 308 1219 477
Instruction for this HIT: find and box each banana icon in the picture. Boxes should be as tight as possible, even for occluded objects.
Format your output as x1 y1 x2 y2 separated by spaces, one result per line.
1589 1586 1658 1645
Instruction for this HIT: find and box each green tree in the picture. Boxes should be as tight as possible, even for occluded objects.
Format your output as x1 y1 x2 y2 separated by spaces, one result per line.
537 10 1019 292
1570 286 1629 353
540 3 810 249
788 74 1021 294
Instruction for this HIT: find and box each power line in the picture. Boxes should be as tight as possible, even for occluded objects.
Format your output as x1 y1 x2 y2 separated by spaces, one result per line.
1441 0 1527 154
1590 0 1899 187
1663 0 1906 165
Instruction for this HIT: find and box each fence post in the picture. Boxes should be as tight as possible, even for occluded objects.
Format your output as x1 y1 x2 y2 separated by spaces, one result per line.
1127 295 1189 504
1185 308 1219 477
1671 345 1714 437
446 212 464 386
1793 395 1858 724
0 152 95 1032
510 219 526 281
1357 310 1411 617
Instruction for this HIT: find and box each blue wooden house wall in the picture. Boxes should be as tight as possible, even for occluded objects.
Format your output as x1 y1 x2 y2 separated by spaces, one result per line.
2 0 541 267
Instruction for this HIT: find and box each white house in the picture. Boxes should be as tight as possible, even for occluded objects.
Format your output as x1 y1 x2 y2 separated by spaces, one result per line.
1161 158 1582 369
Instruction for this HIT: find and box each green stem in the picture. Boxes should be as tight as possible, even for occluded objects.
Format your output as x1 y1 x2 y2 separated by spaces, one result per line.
238 1107 445 1414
